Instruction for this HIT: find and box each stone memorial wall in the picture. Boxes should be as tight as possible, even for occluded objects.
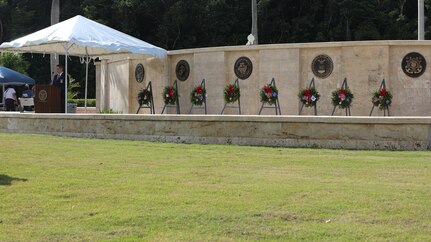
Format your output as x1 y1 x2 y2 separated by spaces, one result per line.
96 41 431 116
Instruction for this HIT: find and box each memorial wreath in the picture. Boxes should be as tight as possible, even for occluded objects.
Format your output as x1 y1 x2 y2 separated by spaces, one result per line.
298 87 320 107
190 85 206 106
163 85 178 105
223 84 240 103
372 88 392 110
331 87 354 109
137 88 151 105
259 85 278 105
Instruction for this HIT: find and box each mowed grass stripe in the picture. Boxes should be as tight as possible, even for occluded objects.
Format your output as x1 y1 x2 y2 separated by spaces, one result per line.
0 133 430 241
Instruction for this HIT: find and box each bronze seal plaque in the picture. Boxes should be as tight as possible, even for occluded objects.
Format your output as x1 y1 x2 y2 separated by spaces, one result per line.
135 63 145 83
402 52 426 78
234 56 253 80
38 89 48 102
176 60 190 81
311 54 333 79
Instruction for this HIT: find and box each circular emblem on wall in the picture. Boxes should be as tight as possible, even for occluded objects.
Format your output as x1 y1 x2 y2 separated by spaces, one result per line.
402 52 426 78
311 54 333 79
234 56 253 80
38 89 48 102
135 63 145 83
176 60 190 81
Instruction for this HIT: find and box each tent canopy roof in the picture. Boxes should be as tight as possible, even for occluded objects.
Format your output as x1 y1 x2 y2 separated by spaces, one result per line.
0 15 167 59
0 66 35 85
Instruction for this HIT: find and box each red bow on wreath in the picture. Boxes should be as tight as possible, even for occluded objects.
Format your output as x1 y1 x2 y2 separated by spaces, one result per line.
264 85 271 93
168 87 174 97
228 85 235 94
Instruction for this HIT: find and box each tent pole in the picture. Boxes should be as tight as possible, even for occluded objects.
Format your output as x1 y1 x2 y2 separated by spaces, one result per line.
84 56 90 113
65 48 68 113
63 43 73 114
2 84 4 107
85 58 88 112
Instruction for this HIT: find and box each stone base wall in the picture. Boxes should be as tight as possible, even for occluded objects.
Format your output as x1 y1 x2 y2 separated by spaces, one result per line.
1 113 430 151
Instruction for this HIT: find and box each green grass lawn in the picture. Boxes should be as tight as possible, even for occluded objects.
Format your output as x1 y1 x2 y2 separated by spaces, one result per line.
0 133 430 241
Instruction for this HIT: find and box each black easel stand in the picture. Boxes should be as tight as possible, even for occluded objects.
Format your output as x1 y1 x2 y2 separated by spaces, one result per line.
258 78 282 115
189 79 207 114
161 80 180 114
331 78 351 116
369 79 390 117
298 78 317 115
221 79 241 115
136 81 156 114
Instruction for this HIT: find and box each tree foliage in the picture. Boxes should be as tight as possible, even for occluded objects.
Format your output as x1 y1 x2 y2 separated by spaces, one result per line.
1 1 428 48
0 53 29 75
0 0 429 98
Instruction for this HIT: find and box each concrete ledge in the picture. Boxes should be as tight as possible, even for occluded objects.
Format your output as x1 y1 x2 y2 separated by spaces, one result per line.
168 40 431 55
76 107 97 113
0 113 430 150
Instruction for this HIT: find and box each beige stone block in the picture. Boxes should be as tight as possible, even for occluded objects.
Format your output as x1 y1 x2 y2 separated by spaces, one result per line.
225 51 259 115
130 58 165 115
300 47 343 116
259 49 300 115
389 46 431 116
192 51 225 114
166 55 193 114
107 60 129 113
340 46 389 116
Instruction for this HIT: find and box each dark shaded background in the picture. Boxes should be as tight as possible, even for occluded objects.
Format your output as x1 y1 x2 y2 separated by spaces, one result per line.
0 0 426 98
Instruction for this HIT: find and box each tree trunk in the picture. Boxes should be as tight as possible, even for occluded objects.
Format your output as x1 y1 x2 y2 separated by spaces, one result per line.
0 20 3 43
418 0 425 40
251 0 258 44
346 18 351 41
50 0 60 78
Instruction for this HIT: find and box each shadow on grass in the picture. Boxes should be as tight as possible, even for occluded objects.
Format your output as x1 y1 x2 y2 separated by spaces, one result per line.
0 174 28 186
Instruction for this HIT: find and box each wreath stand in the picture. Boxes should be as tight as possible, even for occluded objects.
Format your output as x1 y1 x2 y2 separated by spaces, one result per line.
298 78 317 115
221 79 241 115
161 80 180 114
258 78 282 115
136 81 155 114
189 79 207 114
369 79 390 117
331 78 351 116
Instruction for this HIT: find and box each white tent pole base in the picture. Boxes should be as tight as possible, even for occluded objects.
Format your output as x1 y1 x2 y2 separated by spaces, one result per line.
63 43 73 113
84 56 90 113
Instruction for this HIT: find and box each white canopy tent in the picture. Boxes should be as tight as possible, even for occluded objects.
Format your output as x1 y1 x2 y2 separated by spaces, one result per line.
0 15 167 112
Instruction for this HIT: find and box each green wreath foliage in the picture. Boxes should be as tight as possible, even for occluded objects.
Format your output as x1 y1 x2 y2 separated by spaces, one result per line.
163 85 178 105
331 88 354 109
298 87 320 107
190 85 206 106
372 88 392 110
223 84 240 104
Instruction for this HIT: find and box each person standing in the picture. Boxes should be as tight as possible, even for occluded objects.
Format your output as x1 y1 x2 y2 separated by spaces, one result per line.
51 64 65 113
3 86 17 111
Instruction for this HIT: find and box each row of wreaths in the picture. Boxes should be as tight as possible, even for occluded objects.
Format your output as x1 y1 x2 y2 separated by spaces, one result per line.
138 84 392 110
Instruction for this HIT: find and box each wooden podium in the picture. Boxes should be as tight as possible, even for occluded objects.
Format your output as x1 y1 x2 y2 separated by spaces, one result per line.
34 85 61 113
